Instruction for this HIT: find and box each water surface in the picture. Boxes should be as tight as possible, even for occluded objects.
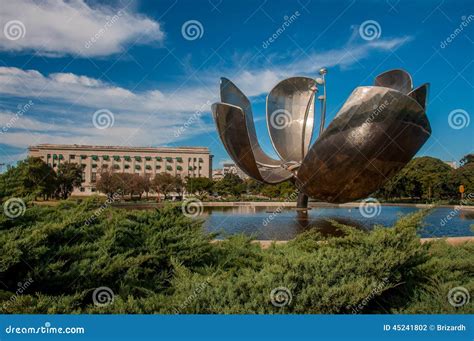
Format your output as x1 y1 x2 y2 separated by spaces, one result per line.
201 205 474 240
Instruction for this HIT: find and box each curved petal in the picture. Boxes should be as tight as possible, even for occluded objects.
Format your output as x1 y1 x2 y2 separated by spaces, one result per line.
296 86 431 203
408 83 429 110
212 102 293 184
219 78 281 168
266 77 317 163
374 69 413 94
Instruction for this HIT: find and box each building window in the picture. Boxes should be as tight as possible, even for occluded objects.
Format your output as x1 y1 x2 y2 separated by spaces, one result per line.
166 165 172 171
166 157 172 162
91 155 99 161
156 156 162 161
176 157 183 162
124 164 130 169
124 156 131 162
91 188 96 192
145 156 152 161
91 173 97 183
145 165 152 170
102 164 108 169
177 165 183 171
113 164 120 170
70 155 75 160
135 165 141 170
113 155 120 161
80 155 87 160
80 187 85 192
134 156 142 161
81 172 85 182
92 164 97 168
102 155 110 161
156 165 161 169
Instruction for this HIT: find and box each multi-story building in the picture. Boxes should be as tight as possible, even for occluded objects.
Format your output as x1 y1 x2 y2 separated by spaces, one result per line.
28 144 212 195
212 169 224 180
222 163 249 180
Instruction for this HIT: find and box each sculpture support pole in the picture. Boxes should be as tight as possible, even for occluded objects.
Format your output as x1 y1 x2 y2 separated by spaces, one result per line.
296 191 309 209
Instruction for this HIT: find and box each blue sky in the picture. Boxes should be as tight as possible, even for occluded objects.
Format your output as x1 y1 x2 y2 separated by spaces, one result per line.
0 0 472 169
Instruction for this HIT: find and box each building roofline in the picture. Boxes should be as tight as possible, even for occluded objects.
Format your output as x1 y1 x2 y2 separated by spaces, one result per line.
28 144 210 153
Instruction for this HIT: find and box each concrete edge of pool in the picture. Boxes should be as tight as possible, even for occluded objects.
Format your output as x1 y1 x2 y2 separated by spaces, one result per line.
212 236 474 249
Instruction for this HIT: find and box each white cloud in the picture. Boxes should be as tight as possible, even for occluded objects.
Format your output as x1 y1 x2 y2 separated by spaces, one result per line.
0 36 412 163
0 0 164 57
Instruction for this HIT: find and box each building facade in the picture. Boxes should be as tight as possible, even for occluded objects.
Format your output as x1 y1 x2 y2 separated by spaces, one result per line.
223 163 249 180
28 144 212 195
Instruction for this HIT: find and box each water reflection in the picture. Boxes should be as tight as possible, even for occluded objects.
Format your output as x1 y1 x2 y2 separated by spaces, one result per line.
113 203 474 240
202 205 474 240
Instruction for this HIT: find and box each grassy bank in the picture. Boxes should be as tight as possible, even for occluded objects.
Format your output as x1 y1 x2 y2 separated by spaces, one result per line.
0 198 472 314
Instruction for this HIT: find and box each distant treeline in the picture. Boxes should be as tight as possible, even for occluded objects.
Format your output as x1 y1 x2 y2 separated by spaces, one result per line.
0 154 472 202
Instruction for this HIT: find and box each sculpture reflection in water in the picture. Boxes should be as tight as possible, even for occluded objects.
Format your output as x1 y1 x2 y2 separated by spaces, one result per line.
212 69 431 209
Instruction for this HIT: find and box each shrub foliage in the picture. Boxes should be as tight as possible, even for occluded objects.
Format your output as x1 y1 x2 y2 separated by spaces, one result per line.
0 198 472 314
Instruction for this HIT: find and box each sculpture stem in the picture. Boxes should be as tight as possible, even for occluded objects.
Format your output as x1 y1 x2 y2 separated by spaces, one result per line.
296 191 309 209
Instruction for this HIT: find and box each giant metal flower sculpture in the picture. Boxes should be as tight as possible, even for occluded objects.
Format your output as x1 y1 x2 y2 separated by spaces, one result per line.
212 69 431 205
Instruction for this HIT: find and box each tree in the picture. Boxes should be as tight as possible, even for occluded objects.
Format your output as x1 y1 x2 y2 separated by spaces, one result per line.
142 175 151 199
245 179 263 195
460 153 474 166
152 173 178 200
213 173 245 197
0 157 56 200
174 176 184 200
129 174 148 200
185 177 213 198
56 162 83 199
449 162 474 198
96 171 122 198
376 157 453 200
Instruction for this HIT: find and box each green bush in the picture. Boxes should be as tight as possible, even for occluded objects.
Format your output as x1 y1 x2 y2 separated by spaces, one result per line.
0 199 472 314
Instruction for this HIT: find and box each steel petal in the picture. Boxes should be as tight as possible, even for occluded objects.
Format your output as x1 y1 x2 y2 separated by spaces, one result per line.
212 102 293 184
220 78 281 168
296 86 431 203
266 77 317 163
408 83 429 110
374 69 413 94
